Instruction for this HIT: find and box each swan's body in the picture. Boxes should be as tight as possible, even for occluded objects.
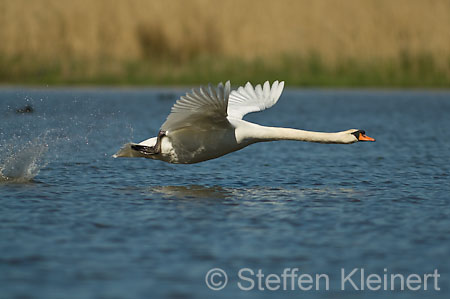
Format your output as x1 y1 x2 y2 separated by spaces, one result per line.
114 81 374 164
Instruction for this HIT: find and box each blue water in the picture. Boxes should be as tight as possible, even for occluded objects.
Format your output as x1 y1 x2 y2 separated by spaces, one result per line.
0 87 449 298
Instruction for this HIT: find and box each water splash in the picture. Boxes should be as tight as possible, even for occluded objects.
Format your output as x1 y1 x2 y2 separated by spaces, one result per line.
0 135 49 183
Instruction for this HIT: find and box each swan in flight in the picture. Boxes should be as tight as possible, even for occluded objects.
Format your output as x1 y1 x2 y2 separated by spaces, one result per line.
114 81 375 164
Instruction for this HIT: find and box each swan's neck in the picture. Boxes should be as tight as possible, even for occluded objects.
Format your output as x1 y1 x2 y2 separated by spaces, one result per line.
244 124 354 144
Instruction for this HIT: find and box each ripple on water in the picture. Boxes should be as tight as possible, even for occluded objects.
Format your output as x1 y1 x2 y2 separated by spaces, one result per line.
1 88 450 299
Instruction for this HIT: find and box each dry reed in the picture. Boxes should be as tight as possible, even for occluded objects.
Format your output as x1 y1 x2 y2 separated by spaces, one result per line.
0 0 449 85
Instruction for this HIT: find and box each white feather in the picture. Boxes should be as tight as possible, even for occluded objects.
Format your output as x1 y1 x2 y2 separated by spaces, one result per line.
227 80 285 119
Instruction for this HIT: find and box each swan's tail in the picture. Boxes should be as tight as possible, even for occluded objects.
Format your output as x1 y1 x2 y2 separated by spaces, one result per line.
113 143 158 158
113 143 141 158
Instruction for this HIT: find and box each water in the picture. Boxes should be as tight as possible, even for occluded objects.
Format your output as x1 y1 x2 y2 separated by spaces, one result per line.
0 87 449 298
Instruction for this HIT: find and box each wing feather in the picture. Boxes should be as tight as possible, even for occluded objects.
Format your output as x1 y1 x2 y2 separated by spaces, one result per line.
161 81 230 132
227 80 285 119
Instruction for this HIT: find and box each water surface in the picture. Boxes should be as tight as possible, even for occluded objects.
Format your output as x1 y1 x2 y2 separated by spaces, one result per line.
0 87 449 298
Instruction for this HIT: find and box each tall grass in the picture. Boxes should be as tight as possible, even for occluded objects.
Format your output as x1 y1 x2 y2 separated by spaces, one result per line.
0 0 449 86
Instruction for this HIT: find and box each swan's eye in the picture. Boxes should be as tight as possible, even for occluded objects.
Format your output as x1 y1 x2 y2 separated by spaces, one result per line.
351 131 360 139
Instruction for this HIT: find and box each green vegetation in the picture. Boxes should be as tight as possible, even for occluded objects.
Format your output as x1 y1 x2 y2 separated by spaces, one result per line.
1 53 448 87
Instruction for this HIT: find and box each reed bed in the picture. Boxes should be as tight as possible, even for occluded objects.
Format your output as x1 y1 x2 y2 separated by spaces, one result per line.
0 0 449 86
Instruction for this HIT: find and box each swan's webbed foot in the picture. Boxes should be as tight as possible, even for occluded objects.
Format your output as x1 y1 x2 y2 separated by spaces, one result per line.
131 130 166 155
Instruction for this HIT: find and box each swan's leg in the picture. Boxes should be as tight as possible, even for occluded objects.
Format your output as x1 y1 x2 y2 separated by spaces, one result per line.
131 130 166 155
154 130 166 153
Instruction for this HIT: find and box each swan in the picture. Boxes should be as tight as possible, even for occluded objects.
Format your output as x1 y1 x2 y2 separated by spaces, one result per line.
114 81 375 164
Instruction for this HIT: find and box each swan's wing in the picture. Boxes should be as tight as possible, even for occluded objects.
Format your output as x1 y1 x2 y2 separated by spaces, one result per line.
160 81 231 132
227 80 285 120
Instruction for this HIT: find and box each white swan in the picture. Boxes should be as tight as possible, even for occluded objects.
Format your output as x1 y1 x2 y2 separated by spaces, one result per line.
114 81 375 164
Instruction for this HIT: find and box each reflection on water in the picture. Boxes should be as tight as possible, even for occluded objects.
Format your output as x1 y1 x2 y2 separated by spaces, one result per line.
148 184 360 203
149 185 231 199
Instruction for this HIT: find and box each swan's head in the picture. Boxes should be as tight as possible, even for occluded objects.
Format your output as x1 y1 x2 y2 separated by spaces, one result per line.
349 129 376 143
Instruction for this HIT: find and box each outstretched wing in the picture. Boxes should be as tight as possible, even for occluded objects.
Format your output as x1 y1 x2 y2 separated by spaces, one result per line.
227 80 285 120
161 81 231 132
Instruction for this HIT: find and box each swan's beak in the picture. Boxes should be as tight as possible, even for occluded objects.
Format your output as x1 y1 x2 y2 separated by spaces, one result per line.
359 133 375 142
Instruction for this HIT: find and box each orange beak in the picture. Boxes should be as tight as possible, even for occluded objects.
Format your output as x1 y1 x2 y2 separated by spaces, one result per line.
359 133 375 142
